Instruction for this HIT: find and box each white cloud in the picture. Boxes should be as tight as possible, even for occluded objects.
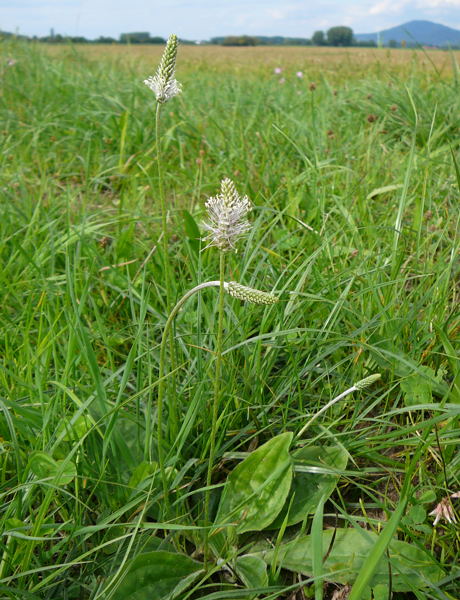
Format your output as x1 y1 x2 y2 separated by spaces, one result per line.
2 0 460 40
418 0 460 5
267 9 285 20
368 0 460 17
369 0 407 15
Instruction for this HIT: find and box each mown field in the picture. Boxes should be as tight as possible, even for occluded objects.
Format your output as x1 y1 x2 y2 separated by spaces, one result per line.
0 40 459 599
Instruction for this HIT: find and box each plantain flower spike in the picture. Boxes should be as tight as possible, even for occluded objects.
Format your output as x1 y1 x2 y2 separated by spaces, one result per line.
225 282 278 305
203 178 252 252
144 34 182 103
354 373 381 390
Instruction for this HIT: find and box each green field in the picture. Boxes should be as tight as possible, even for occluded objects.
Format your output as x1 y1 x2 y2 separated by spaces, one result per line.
1 40 459 599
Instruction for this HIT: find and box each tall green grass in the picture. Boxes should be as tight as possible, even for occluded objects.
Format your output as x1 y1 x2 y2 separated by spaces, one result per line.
0 41 459 598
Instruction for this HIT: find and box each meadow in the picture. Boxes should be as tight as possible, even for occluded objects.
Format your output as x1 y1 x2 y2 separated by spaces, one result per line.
0 39 459 599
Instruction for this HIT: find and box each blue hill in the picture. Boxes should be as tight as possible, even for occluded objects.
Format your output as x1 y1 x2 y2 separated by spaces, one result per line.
355 20 460 46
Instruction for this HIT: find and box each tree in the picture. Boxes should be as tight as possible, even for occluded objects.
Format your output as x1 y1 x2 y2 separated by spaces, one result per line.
356 39 377 47
312 30 325 46
70 36 88 43
119 32 151 44
148 36 167 44
327 26 354 46
95 36 117 44
221 35 257 46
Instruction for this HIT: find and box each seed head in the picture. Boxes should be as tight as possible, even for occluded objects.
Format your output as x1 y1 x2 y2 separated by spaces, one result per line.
354 374 381 390
225 282 278 305
144 34 182 103
202 178 252 252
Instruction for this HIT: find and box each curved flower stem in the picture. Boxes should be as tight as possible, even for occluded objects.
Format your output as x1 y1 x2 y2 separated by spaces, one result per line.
296 374 380 440
155 273 274 521
157 281 221 513
296 385 358 440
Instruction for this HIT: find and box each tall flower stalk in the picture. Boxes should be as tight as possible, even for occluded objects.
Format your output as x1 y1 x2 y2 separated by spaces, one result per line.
202 178 253 529
206 251 225 524
296 373 381 439
154 178 277 527
156 279 277 512
143 34 181 270
144 34 181 459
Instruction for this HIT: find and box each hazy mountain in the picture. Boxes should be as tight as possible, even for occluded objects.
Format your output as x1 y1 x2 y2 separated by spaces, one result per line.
355 20 460 46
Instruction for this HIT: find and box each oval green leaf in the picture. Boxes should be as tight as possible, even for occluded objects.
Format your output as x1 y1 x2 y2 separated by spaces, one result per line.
29 451 76 486
259 527 444 592
215 432 293 534
235 554 268 590
112 551 203 600
270 444 348 528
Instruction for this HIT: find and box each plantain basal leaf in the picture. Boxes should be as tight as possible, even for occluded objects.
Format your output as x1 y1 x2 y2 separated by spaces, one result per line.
29 451 76 486
258 527 444 592
270 444 348 528
235 554 268 593
112 551 203 600
215 432 293 534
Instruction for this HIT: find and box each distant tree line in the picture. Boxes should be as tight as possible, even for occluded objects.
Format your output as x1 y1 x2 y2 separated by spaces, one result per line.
214 35 313 46
1 27 457 48
0 30 196 45
213 27 377 47
211 27 431 47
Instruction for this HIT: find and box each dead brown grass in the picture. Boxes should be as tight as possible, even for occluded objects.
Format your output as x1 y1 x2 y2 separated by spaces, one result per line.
45 43 460 80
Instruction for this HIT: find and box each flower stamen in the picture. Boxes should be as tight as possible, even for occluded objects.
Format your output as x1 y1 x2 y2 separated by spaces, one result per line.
202 178 252 252
144 34 182 103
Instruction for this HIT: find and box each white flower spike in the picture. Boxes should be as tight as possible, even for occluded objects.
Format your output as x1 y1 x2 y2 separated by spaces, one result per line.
144 34 182 103
202 178 252 252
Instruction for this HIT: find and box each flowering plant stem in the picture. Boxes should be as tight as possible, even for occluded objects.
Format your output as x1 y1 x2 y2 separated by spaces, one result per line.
296 374 381 440
155 277 276 515
205 254 226 528
155 103 167 270
154 101 178 451
296 385 358 440
156 280 222 514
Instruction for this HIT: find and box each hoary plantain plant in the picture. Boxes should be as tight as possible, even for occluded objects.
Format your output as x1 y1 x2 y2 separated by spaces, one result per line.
154 178 278 523
109 373 446 600
106 36 450 600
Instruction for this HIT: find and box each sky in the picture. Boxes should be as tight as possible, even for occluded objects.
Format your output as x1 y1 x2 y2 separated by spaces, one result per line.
1 0 460 40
